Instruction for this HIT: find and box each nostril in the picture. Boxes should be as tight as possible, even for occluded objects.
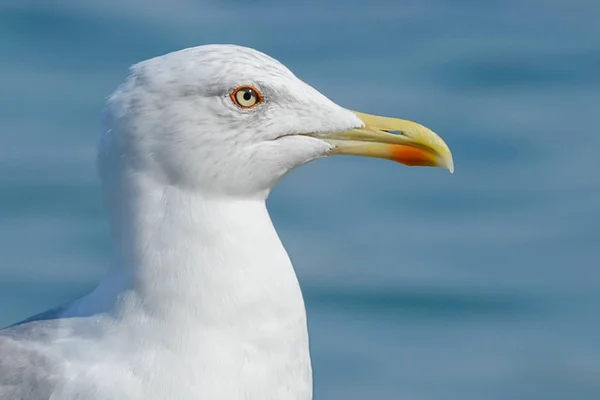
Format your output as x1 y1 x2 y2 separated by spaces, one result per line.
385 130 406 136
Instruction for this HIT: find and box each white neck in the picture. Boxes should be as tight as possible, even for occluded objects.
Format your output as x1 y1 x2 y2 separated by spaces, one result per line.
74 171 312 399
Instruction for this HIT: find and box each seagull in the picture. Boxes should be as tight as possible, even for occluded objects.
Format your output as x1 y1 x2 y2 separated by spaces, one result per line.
0 44 453 400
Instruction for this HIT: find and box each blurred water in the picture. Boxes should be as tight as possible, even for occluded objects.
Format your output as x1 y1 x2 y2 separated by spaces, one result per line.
1 0 599 398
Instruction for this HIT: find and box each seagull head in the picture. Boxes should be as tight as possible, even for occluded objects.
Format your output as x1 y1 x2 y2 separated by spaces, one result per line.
101 44 453 198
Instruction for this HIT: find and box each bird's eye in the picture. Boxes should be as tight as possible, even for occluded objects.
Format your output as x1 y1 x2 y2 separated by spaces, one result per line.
231 86 263 109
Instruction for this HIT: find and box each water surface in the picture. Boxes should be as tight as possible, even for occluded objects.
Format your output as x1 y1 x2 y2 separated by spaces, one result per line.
1 0 599 398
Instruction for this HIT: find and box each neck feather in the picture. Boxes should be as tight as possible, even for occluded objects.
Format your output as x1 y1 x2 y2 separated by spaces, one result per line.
84 171 307 330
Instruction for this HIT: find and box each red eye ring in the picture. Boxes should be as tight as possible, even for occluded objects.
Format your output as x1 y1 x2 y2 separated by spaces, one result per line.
230 86 263 109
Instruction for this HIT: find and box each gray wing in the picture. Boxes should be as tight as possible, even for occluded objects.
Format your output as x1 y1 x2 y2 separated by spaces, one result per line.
0 321 67 400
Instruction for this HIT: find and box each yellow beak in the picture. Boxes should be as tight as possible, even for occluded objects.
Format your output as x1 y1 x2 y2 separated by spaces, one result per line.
316 111 454 173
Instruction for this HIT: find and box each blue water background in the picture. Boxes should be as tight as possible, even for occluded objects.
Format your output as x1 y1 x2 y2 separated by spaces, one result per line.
1 0 599 398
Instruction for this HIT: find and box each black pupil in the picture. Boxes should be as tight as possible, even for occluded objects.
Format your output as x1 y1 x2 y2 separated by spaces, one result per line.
242 90 253 101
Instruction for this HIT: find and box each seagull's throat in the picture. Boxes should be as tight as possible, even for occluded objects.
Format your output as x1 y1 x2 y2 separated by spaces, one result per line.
95 172 309 338
85 176 314 398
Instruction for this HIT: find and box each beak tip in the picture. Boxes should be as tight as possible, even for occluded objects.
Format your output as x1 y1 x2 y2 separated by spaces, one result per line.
439 149 454 174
